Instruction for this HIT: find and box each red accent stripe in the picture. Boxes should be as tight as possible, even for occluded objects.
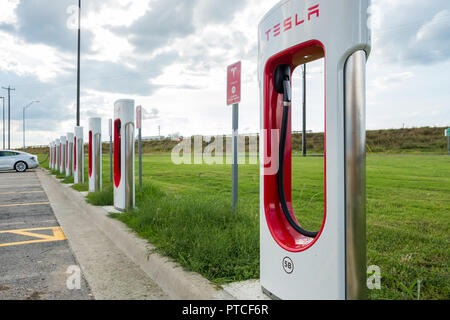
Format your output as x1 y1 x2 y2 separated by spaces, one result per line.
113 119 121 187
74 138 77 171
89 131 92 177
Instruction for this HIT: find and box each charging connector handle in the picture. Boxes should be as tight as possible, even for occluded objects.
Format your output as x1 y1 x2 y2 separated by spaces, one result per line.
283 79 291 103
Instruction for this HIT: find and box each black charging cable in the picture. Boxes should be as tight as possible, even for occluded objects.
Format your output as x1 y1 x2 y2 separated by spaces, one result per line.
275 64 319 238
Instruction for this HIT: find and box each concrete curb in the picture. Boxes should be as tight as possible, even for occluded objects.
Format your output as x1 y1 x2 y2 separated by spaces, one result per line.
38 169 234 300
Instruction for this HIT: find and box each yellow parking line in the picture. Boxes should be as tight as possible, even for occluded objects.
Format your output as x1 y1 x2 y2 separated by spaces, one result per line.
0 226 66 247
0 191 44 195
0 202 50 208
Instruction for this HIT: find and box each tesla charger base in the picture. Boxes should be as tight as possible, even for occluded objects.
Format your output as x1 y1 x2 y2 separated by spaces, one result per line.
66 132 74 177
89 118 102 192
113 99 135 211
258 0 370 300
74 126 84 184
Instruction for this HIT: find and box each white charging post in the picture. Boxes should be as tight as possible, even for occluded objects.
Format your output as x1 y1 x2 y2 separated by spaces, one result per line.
53 140 58 170
54 139 59 170
54 138 60 173
88 117 102 192
74 126 84 184
113 99 135 211
259 0 370 300
60 136 66 174
49 142 53 169
66 132 74 177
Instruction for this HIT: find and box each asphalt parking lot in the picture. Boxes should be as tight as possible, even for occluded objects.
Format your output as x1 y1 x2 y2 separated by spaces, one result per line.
0 170 92 300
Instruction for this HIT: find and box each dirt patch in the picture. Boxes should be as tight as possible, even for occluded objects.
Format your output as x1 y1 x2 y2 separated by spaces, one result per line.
25 291 45 300
0 285 10 292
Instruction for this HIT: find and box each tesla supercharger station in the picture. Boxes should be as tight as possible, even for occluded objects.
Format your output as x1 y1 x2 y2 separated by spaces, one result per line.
52 140 57 169
113 99 135 211
60 136 66 174
74 126 84 184
49 142 53 169
88 118 102 192
55 138 60 173
66 132 74 177
259 0 370 300
54 139 59 169
52 142 55 169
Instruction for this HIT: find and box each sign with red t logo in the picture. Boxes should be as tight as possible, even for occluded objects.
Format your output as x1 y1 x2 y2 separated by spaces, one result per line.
136 105 142 129
227 61 241 105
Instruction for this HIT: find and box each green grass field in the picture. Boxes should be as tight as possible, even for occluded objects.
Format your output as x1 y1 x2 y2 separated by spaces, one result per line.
42 153 450 299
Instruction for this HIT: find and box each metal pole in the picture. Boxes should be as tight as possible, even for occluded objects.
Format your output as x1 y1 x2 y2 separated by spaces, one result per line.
1 87 14 150
76 0 81 126
22 101 38 152
232 103 238 212
8 88 10 149
1 97 4 150
344 50 367 300
23 107 25 151
110 132 113 182
302 64 306 156
138 127 142 187
447 135 449 155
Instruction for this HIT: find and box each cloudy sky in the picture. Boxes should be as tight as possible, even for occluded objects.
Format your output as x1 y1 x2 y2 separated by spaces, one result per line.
0 0 449 148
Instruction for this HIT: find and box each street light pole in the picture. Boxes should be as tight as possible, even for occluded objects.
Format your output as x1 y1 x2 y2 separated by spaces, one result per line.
0 97 4 150
1 86 15 149
302 64 307 157
23 100 39 151
76 0 81 126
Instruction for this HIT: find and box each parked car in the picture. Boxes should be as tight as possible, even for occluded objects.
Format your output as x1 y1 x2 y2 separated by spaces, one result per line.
0 150 39 172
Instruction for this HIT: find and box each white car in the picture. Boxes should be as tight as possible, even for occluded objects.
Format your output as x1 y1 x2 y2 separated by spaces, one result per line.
0 150 39 172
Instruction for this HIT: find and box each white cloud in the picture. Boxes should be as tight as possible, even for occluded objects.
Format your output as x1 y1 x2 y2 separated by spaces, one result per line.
0 31 73 82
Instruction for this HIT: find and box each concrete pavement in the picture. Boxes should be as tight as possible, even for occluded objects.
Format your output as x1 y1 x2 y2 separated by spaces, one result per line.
37 169 169 300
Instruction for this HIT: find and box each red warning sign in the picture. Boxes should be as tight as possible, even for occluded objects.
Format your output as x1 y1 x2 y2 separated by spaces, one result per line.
136 105 142 129
227 61 241 105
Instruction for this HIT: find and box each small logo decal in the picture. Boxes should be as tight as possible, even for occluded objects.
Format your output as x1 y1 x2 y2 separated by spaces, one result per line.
282 257 294 274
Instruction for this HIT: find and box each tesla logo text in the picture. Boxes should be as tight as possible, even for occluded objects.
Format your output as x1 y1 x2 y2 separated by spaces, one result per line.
265 4 320 41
